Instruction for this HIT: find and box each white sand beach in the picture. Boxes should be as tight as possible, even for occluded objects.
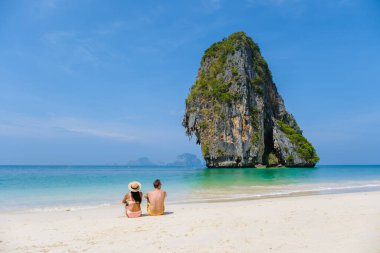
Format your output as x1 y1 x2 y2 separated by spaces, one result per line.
1 191 380 253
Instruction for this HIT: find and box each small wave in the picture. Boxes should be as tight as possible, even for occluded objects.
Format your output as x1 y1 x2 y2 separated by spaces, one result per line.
176 183 380 203
264 184 380 197
270 183 380 196
318 184 380 191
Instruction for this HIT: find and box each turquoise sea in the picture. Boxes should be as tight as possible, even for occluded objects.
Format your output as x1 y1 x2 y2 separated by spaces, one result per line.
1 165 380 212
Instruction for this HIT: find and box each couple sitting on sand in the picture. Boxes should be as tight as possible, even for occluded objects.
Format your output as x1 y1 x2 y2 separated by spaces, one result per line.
122 179 167 218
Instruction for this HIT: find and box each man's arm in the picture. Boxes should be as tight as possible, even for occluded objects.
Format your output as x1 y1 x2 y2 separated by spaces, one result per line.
144 192 150 203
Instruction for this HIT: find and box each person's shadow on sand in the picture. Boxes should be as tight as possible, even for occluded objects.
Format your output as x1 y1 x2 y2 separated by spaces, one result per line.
141 211 174 217
119 211 174 218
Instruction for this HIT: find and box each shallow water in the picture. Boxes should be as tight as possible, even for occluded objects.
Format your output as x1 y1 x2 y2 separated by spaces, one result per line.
1 165 380 211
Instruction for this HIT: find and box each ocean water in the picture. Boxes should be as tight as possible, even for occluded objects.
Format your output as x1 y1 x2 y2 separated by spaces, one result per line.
1 165 380 212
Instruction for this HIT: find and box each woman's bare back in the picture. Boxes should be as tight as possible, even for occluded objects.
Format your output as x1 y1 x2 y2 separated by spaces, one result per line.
122 192 143 212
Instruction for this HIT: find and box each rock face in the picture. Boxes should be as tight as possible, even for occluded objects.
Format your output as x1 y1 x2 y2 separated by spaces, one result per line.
183 32 319 168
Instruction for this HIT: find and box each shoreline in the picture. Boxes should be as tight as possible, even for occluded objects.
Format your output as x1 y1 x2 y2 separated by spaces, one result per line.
2 165 380 214
1 191 380 252
2 183 380 214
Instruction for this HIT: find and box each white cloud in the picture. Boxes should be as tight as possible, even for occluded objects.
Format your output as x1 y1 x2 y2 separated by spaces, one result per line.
305 110 380 143
336 0 355 5
94 21 126 36
0 115 136 141
246 0 356 7
43 31 76 45
202 0 223 11
41 0 61 9
42 31 102 67
246 0 288 7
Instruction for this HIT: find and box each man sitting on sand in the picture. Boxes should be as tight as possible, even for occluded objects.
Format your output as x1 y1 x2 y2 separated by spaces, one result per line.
144 179 167 216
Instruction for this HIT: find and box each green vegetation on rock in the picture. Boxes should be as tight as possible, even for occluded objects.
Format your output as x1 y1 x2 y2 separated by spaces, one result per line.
186 32 268 107
217 149 225 156
202 142 210 157
255 86 263 95
277 120 320 165
199 121 208 130
286 154 295 164
251 107 260 130
267 152 279 167
252 132 259 145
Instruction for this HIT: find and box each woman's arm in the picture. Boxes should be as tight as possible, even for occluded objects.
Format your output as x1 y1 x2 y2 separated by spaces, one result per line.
122 193 129 204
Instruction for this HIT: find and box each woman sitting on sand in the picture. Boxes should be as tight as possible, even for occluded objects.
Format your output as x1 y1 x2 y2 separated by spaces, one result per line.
122 181 143 218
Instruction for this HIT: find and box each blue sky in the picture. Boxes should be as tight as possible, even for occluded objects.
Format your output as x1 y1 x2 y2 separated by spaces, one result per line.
0 0 379 165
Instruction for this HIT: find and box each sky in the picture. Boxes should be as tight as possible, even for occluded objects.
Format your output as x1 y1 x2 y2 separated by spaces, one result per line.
0 0 379 165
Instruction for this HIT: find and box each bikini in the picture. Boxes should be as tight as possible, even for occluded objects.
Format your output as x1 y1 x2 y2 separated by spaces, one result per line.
125 196 142 218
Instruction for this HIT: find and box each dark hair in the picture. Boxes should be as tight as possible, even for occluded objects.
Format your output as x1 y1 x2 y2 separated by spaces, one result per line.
153 179 161 189
131 191 141 203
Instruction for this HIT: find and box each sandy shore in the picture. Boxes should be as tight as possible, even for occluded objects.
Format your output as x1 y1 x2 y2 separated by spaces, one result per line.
1 191 380 253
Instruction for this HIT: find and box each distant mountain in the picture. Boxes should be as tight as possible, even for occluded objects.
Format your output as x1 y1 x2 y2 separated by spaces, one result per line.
127 157 156 166
126 154 203 167
167 153 203 167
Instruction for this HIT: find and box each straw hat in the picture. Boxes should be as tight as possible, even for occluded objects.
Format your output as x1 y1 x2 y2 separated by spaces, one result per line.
128 181 141 192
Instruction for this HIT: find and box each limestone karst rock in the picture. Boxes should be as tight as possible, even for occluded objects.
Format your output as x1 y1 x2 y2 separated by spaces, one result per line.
183 32 319 168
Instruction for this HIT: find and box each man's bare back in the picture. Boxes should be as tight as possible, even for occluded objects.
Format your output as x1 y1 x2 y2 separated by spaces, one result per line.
144 179 167 216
